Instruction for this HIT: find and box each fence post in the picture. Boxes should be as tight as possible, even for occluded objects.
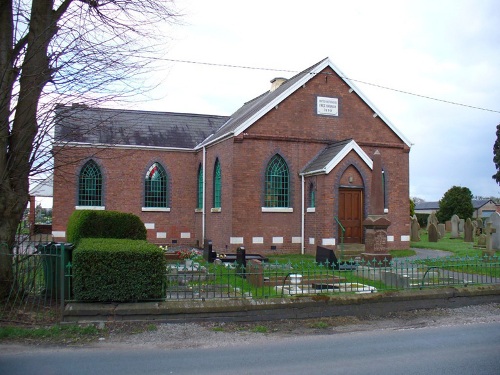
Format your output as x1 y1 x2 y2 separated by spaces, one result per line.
60 243 65 316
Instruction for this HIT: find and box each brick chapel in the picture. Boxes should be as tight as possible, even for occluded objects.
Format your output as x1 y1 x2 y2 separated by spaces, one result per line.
52 57 412 254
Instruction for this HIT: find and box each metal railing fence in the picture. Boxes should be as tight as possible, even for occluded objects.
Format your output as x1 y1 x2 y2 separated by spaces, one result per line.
1 238 68 324
159 254 500 300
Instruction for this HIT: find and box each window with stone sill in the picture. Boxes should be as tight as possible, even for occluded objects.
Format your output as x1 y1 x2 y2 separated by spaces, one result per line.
78 159 103 207
144 162 168 208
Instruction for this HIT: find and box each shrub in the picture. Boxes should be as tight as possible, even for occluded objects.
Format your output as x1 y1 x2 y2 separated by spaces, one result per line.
72 238 166 302
66 210 147 244
415 213 428 229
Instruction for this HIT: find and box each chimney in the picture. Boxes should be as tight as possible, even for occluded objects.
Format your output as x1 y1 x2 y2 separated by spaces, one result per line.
270 77 287 92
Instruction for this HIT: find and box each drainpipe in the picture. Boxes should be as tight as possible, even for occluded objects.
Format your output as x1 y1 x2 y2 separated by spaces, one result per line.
202 146 206 243
301 174 305 255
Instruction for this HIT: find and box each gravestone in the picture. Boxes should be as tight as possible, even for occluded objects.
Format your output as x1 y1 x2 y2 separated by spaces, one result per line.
410 215 420 242
236 246 246 277
459 219 465 234
488 212 500 250
438 223 446 239
445 221 452 232
464 218 474 243
361 150 392 266
450 214 460 239
477 234 486 247
316 246 357 270
484 223 496 254
427 212 438 231
203 240 217 263
476 217 483 235
428 223 439 242
472 221 478 238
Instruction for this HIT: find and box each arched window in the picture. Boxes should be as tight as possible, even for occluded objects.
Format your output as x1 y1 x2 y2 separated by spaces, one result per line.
265 154 290 207
78 160 103 206
197 164 203 209
144 162 168 208
213 159 221 208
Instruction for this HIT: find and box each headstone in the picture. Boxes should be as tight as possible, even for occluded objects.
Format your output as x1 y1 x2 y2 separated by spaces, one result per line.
484 223 496 253
361 150 392 266
410 215 420 242
427 212 438 231
450 214 460 239
472 221 478 238
488 212 500 250
437 223 446 239
445 220 451 232
428 223 439 242
477 234 486 247
464 218 474 243
459 219 465 234
476 217 483 235
236 246 246 277
203 240 216 263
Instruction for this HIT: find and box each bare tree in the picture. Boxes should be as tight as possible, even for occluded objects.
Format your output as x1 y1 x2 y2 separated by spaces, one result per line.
0 0 178 298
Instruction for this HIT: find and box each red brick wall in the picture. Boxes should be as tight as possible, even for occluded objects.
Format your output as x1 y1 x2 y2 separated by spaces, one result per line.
53 146 199 246
52 65 410 252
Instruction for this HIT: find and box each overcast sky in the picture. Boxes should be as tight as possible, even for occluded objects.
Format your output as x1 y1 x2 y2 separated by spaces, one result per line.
130 0 500 202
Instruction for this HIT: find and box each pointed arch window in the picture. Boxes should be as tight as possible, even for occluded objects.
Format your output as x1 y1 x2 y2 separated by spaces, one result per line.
265 155 290 208
213 159 221 208
78 160 103 206
197 164 203 209
144 162 168 208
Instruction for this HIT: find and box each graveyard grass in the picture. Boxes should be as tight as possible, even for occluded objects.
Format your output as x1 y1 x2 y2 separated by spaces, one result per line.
412 230 495 257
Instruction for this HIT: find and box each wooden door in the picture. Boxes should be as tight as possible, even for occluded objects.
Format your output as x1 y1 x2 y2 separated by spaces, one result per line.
338 189 363 243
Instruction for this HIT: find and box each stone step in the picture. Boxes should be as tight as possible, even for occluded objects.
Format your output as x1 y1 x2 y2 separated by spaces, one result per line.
336 243 365 257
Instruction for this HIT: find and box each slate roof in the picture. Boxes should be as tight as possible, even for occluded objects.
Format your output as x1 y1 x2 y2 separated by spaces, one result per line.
414 201 440 211
54 57 412 151
414 199 495 211
300 139 373 176
54 105 229 149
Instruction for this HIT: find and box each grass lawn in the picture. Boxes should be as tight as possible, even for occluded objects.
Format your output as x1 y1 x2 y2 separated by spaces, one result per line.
411 230 495 258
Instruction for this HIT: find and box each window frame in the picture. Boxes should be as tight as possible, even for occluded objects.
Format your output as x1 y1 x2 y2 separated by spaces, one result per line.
263 154 292 212
143 162 169 211
77 159 103 208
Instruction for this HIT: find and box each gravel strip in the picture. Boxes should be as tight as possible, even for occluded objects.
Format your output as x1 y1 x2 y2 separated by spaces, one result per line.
97 303 500 350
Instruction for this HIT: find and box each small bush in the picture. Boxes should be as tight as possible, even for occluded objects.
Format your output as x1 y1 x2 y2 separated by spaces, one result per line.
73 238 166 302
66 210 147 244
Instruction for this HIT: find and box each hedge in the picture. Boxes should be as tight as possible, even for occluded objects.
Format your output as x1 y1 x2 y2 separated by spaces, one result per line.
72 238 166 302
66 210 147 244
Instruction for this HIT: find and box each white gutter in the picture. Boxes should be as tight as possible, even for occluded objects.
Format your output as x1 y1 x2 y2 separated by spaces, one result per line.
301 175 305 255
202 146 206 243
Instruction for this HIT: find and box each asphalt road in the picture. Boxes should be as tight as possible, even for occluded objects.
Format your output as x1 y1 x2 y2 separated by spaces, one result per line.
1 321 499 375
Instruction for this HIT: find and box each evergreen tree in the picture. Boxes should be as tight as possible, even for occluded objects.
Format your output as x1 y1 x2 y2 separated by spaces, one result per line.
493 124 500 185
436 186 473 222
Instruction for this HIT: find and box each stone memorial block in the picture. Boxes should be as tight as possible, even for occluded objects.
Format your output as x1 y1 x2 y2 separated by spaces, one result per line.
450 214 460 239
445 220 451 232
428 223 439 242
464 218 474 243
476 217 483 234
488 212 500 250
437 223 446 239
459 219 465 233
472 221 478 237
427 212 438 230
410 215 420 242
485 223 495 252
477 234 486 247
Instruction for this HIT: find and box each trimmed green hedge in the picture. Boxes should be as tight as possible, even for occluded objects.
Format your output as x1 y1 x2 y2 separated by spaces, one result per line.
66 210 147 244
73 238 166 302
